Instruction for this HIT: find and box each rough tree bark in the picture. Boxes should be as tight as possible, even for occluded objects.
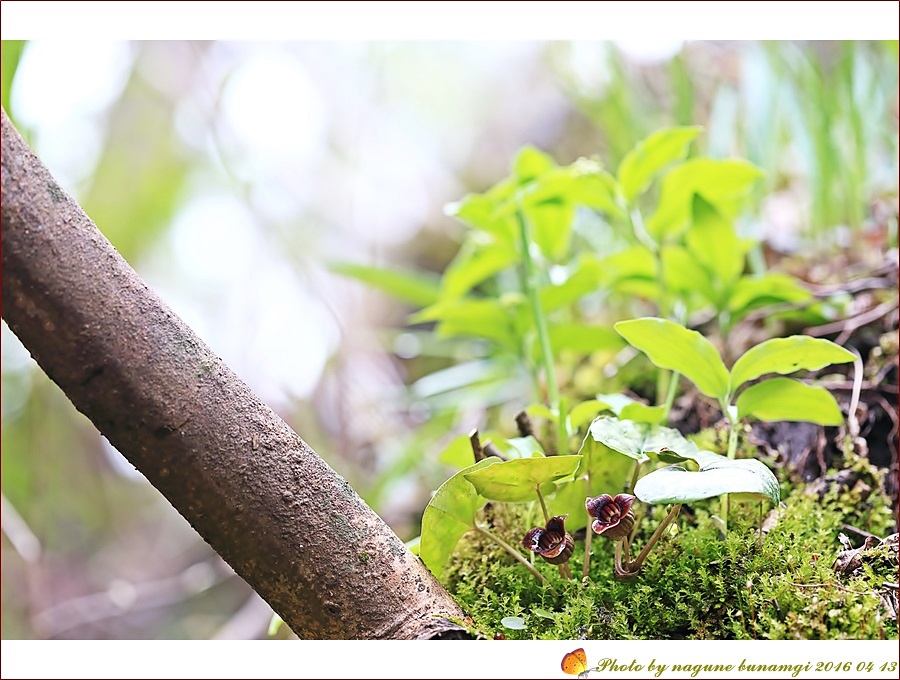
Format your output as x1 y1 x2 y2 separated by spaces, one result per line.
0 107 469 639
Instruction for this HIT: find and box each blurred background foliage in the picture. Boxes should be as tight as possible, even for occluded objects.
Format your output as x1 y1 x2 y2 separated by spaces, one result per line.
1 40 898 639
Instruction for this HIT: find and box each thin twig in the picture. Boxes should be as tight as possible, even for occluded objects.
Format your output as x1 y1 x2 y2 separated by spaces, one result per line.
805 299 898 339
788 581 870 596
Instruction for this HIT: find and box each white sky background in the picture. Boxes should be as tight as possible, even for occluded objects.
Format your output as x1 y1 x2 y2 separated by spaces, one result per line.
1 1 899 676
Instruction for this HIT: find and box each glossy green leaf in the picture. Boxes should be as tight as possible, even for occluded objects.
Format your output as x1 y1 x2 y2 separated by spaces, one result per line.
440 235 519 299
727 273 812 319
615 318 730 400
464 455 581 502
585 417 702 471
617 126 702 203
329 262 441 307
634 451 780 505
730 336 856 393
646 158 764 240
736 377 844 425
420 458 500 579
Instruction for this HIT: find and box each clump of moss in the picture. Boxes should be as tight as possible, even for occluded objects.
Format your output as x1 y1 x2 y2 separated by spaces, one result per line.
442 462 897 640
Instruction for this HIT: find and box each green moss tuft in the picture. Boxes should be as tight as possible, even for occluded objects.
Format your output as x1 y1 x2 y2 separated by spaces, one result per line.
443 465 898 640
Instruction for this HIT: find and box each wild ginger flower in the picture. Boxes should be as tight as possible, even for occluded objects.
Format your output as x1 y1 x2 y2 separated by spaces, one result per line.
522 514 574 565
585 493 636 540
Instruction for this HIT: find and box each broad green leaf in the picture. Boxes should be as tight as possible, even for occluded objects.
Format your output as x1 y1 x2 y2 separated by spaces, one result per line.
410 298 523 350
464 455 582 502
727 273 812 319
590 415 700 463
686 195 744 289
552 436 631 531
492 435 546 460
329 262 441 307
525 403 555 421
501 616 526 630
619 402 666 426
513 146 555 183
1 41 27 121
617 126 702 203
444 190 516 244
420 458 500 578
736 377 844 425
568 162 624 218
634 452 780 505
405 535 421 556
646 158 764 240
441 235 519 299
587 416 654 463
661 245 715 300
593 393 666 425
539 255 603 311
437 433 477 469
526 193 576 262
615 318 730 400
597 246 658 284
546 323 626 356
730 336 856 393
569 399 610 430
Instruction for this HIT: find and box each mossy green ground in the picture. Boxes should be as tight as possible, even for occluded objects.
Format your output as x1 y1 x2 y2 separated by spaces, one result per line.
443 455 897 640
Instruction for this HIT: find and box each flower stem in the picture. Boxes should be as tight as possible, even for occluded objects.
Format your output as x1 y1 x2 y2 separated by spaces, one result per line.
474 525 558 595
661 370 681 425
535 485 551 523
719 412 741 532
628 503 681 572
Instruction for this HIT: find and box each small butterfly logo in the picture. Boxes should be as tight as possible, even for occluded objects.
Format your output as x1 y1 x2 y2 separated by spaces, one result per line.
561 648 591 678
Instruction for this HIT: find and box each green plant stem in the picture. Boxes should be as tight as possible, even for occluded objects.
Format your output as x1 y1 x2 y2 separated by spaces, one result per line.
628 503 682 572
661 370 681 425
535 485 569 579
720 412 741 532
582 457 593 581
516 206 565 455
473 525 558 595
535 485 550 523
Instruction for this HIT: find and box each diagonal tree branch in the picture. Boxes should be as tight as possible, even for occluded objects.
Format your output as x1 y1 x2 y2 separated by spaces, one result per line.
1 107 469 639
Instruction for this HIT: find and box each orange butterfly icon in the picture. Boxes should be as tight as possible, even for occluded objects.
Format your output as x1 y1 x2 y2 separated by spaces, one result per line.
561 648 591 678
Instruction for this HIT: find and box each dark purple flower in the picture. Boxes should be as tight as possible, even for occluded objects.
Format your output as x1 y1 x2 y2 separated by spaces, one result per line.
522 514 574 565
585 493 636 540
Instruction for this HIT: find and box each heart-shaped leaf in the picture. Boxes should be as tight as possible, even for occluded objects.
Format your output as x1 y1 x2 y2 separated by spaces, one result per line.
730 336 855 394
420 458 500 579
587 416 700 464
464 455 582 502
736 377 844 425
615 318 730 401
634 450 780 505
